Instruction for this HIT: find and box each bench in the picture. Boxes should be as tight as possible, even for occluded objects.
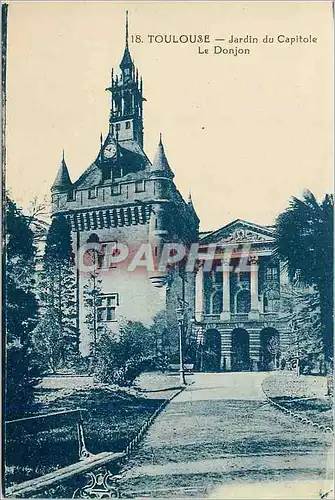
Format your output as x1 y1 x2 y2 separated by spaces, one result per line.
5 408 125 497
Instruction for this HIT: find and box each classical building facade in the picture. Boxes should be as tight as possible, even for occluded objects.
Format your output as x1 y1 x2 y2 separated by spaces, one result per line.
193 219 291 371
50 16 291 368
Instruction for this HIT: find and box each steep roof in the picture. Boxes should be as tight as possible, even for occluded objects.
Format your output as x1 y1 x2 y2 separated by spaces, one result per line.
150 136 174 178
51 155 72 192
73 138 151 189
120 45 132 68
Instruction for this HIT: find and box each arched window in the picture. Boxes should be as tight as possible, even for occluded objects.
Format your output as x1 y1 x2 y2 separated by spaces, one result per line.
86 233 100 243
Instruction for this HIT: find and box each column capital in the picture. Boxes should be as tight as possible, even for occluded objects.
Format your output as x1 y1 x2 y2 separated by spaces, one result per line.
222 258 231 270
249 255 259 266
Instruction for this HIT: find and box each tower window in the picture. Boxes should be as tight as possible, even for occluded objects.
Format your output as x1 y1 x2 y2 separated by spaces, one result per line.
126 121 131 129
113 166 122 179
116 123 121 131
135 180 145 193
112 184 121 195
67 190 75 201
96 294 119 322
88 188 96 199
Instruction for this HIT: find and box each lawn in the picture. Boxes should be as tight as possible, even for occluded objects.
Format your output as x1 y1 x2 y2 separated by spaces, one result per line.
4 372 181 492
262 372 333 429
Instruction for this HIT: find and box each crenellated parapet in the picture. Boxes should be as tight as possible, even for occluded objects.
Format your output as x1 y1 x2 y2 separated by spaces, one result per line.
64 204 152 232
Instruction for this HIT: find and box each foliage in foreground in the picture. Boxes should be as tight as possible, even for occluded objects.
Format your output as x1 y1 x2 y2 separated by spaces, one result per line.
34 215 78 372
280 284 325 375
4 197 43 419
93 321 167 386
274 190 333 364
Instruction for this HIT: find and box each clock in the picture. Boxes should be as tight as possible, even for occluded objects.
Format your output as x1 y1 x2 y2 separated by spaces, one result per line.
103 143 117 159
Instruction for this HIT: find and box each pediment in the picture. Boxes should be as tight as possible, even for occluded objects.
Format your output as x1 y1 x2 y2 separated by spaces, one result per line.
200 219 275 245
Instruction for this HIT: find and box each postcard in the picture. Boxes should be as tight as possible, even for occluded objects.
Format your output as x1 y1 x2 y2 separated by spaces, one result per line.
2 1 333 498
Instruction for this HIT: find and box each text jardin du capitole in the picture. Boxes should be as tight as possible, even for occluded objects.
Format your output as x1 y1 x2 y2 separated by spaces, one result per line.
144 34 318 45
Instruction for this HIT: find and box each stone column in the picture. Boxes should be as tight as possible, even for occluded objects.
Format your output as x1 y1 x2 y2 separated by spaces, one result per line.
220 259 231 321
249 256 260 320
278 260 288 318
195 263 204 322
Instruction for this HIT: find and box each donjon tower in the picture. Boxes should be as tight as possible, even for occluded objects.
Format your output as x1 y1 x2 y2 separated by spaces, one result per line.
51 13 199 355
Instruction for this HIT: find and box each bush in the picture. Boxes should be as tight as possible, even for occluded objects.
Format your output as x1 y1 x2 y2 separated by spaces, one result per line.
93 322 160 386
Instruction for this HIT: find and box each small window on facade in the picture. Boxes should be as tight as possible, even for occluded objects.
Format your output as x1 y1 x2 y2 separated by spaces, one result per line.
102 165 111 182
113 166 122 179
67 190 75 201
88 188 96 199
265 265 278 280
112 184 121 195
116 123 121 131
135 180 145 193
53 195 60 208
126 121 131 129
96 294 119 322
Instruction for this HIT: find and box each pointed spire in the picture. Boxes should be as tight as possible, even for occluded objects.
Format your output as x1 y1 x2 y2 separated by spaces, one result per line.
151 135 174 178
51 151 72 193
120 10 133 69
98 133 104 161
125 10 129 48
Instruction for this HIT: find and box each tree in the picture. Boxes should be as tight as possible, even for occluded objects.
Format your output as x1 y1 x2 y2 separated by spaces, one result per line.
4 197 42 418
37 215 78 370
25 195 49 230
83 268 102 361
280 284 324 374
274 190 333 364
32 309 64 373
94 321 156 386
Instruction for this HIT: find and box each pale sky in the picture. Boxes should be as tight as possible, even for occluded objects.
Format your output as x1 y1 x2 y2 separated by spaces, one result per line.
5 1 333 231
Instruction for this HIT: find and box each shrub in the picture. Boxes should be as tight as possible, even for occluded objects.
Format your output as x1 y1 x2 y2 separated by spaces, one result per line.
93 322 160 386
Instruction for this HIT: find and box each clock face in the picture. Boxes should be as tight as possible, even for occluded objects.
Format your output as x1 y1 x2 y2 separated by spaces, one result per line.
104 143 117 159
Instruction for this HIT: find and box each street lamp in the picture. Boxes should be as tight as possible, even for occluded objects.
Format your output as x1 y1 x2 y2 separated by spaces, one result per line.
176 305 186 386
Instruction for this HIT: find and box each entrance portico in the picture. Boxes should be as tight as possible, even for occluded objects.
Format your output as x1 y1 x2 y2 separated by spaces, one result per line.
193 219 291 372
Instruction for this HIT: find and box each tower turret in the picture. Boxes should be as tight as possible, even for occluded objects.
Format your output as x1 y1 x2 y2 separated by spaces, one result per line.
151 134 174 178
51 151 72 193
